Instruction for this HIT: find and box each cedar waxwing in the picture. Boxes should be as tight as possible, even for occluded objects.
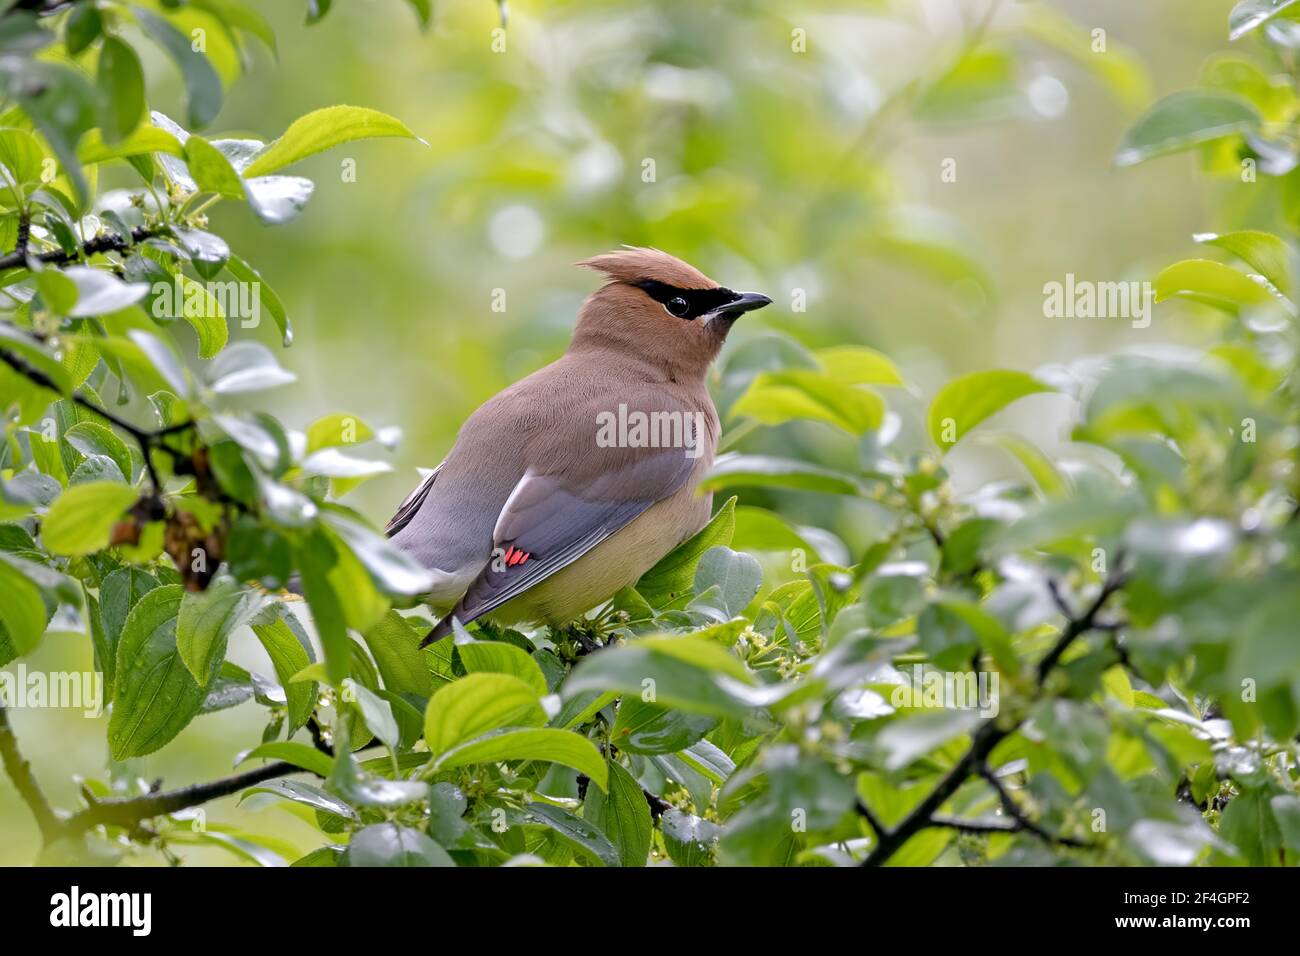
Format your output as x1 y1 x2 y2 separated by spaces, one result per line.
385 248 771 645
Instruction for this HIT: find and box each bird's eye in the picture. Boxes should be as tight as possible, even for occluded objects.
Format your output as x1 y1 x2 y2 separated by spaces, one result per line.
666 297 690 318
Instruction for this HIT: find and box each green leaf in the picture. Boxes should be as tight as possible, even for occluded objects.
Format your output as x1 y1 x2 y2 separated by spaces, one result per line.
0 325 73 394
1229 0 1300 40
456 640 548 697
1154 258 1283 314
240 779 355 820
348 679 401 750
637 497 736 607
814 345 904 386
242 174 314 224
97 567 160 697
927 370 1055 451
0 60 95 203
525 803 619 866
65 2 103 54
611 698 717 755
77 125 185 164
936 599 1018 674
1115 91 1259 166
328 739 428 808
0 558 47 656
563 635 755 719
109 586 213 759
319 508 435 597
875 710 980 771
63 421 132 482
730 369 885 434
360 611 433 697
702 454 861 495
206 341 295 395
97 36 145 143
306 412 375 452
1194 230 1295 296
1217 788 1281 865
225 253 292 346
662 808 721 866
250 605 316 733
63 267 149 317
981 433 1069 497
434 727 608 789
293 531 354 685
692 546 762 618
424 672 545 756
183 135 245 198
135 7 223 128
41 481 137 556
345 823 454 867
406 0 433 29
239 741 332 777
176 579 264 683
243 105 423 177
0 127 46 191
584 760 650 866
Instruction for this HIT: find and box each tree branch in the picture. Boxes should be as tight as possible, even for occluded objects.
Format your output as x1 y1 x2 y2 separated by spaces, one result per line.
926 814 1019 835
0 344 194 495
0 701 62 844
978 764 1087 848
60 760 307 838
0 224 157 272
858 562 1125 866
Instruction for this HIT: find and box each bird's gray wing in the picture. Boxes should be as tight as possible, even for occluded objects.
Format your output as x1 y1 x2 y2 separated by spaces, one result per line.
422 445 695 644
385 462 444 537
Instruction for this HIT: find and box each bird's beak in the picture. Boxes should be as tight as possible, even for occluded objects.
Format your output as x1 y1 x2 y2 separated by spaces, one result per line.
714 291 773 321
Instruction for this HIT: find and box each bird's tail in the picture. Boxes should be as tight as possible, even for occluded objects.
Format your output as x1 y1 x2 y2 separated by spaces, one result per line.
420 614 456 648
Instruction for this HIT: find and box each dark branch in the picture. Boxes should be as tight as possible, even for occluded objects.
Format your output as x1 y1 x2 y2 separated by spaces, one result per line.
978 765 1088 848
1038 562 1128 684
0 225 157 272
0 701 62 843
927 814 1019 834
859 562 1125 866
0 344 194 494
61 760 307 838
854 798 886 837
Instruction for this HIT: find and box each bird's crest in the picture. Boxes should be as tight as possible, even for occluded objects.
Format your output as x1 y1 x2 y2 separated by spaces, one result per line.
578 247 718 290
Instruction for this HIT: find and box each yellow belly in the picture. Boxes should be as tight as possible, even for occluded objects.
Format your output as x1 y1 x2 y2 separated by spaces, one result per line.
492 485 713 627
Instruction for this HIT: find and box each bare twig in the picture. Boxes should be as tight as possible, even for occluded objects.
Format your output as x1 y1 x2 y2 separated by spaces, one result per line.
0 224 158 272
60 760 307 838
859 561 1126 866
978 765 1087 847
927 814 1019 835
0 701 62 843
0 345 194 494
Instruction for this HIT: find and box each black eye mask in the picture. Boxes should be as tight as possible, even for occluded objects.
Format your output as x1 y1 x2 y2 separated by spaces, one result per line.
631 280 743 321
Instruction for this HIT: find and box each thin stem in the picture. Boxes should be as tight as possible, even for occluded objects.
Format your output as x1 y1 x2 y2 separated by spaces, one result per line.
61 760 309 837
858 561 1126 866
0 701 62 844
0 346 194 495
0 225 161 272
978 764 1087 848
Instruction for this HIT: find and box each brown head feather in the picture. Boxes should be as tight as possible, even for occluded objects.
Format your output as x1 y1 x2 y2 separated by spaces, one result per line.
578 247 718 290
569 248 732 379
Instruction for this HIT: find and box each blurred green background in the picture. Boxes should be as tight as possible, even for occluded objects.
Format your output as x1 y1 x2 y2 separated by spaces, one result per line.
2 0 1247 863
